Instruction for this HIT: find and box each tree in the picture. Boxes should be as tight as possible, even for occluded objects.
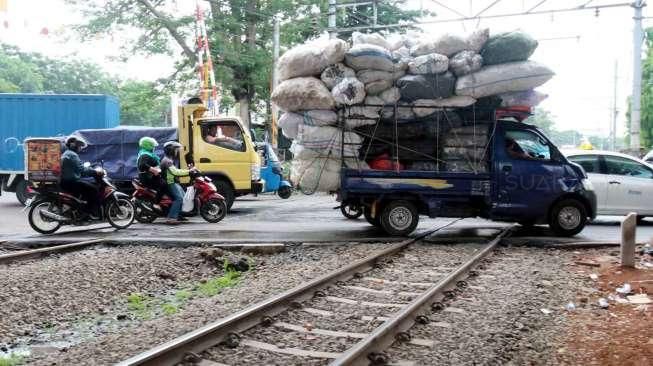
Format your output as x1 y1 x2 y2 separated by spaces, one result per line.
626 27 653 150
0 44 169 127
65 0 426 129
526 108 582 148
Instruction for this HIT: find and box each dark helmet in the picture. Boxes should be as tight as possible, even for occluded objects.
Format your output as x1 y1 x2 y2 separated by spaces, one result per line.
65 135 88 152
163 141 183 157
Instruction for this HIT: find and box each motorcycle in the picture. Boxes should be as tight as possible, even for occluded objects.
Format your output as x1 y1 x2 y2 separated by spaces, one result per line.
27 166 136 234
131 169 227 223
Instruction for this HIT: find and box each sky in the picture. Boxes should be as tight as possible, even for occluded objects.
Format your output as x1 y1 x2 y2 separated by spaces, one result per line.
0 0 648 139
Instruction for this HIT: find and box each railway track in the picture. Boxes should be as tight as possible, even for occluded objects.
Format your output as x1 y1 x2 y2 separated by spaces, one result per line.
0 238 105 264
118 222 514 366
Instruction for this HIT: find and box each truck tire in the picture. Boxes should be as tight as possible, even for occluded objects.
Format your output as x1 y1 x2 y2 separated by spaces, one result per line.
15 179 32 206
380 200 419 236
549 199 587 237
213 179 235 211
364 206 381 227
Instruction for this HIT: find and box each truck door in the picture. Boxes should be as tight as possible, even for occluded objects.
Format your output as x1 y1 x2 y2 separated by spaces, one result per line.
195 120 251 189
494 126 565 222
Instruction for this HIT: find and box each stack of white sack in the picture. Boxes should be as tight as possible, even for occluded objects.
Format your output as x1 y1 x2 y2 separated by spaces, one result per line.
271 29 554 189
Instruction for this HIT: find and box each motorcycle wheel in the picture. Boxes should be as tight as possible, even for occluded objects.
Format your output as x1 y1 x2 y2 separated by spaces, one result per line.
106 198 135 229
28 200 62 234
341 204 363 219
278 185 292 199
135 206 157 224
200 198 227 223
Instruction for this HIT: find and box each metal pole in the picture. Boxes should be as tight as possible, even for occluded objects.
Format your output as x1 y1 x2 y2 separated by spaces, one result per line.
631 0 645 153
612 60 618 151
271 16 280 148
329 0 337 38
373 0 378 26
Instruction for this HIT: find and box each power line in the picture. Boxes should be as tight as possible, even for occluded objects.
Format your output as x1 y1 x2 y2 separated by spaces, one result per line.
331 1 637 32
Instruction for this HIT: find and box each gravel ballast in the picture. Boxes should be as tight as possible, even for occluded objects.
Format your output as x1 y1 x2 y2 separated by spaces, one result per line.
200 242 487 365
384 247 596 365
5 242 388 365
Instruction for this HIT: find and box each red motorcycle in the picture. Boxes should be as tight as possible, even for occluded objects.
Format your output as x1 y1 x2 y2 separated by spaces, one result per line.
132 169 227 223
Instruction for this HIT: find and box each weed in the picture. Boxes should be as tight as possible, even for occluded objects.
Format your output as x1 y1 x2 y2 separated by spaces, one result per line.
196 270 240 297
161 303 178 315
0 353 23 366
175 289 192 302
126 293 153 319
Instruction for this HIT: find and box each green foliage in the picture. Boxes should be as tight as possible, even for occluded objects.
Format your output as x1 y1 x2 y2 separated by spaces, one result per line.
161 303 179 315
0 44 169 127
65 0 426 125
196 269 240 297
625 27 653 149
527 108 608 148
0 354 23 366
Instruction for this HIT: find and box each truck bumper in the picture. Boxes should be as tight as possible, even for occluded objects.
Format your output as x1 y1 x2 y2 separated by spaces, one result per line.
582 189 598 220
252 180 264 194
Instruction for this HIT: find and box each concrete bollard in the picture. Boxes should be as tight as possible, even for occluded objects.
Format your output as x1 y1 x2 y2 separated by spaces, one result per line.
621 213 637 267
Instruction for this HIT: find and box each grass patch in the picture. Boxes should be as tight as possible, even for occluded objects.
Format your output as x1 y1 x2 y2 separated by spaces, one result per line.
161 303 178 315
196 270 240 297
175 289 192 302
0 354 23 366
123 263 246 320
126 292 153 319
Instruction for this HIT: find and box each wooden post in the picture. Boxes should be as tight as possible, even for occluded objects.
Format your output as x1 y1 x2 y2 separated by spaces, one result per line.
621 213 637 267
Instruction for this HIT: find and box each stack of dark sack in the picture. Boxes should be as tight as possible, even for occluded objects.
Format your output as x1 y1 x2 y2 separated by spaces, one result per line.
271 29 553 193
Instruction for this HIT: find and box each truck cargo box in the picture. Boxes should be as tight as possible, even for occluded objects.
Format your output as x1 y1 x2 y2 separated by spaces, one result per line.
74 127 177 182
0 93 120 173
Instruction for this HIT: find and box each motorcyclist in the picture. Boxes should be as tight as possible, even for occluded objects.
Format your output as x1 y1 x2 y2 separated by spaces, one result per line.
136 136 166 203
60 135 102 219
161 141 193 224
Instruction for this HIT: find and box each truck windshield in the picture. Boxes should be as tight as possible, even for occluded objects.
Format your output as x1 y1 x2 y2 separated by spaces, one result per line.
505 130 551 161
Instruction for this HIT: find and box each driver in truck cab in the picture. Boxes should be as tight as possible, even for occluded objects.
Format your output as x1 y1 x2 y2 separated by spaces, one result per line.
204 125 244 151
61 135 102 219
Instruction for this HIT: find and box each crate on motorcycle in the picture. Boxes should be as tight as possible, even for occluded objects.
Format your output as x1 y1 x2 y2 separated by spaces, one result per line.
25 138 62 182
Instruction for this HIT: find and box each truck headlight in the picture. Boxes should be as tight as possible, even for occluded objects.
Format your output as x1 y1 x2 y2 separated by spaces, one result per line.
251 163 261 180
581 178 594 191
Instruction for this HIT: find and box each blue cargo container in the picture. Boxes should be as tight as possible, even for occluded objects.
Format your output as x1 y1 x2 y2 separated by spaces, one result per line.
0 93 120 203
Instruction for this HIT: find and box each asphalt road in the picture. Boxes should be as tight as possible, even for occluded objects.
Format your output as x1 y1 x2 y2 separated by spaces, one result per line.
1 191 652 244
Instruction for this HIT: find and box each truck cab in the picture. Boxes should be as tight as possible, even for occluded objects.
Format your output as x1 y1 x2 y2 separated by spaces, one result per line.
340 119 596 237
176 102 263 209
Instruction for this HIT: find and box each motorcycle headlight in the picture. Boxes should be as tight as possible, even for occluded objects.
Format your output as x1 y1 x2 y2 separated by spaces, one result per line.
251 163 261 180
581 178 594 191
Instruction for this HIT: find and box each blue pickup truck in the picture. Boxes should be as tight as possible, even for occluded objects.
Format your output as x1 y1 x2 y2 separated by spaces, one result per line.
0 94 119 204
340 118 596 237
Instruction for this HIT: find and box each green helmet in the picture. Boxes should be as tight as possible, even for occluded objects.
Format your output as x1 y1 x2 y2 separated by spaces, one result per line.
139 136 158 151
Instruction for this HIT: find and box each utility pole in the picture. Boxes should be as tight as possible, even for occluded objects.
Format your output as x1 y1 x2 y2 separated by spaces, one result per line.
270 16 280 148
328 0 337 38
612 60 618 151
631 0 645 154
372 0 378 26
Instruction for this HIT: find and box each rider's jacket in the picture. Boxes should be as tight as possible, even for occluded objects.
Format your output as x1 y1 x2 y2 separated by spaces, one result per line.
61 149 95 182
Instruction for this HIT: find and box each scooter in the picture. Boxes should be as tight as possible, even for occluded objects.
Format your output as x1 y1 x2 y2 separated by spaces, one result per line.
132 169 227 223
257 142 292 199
27 165 135 234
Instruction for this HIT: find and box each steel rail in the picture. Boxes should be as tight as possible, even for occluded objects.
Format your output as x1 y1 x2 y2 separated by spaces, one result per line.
116 221 463 366
0 238 106 265
330 225 514 366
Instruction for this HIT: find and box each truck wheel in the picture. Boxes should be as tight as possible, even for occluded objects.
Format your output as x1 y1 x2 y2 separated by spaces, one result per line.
380 200 419 236
213 179 235 211
549 199 587 237
15 179 33 206
364 206 381 227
